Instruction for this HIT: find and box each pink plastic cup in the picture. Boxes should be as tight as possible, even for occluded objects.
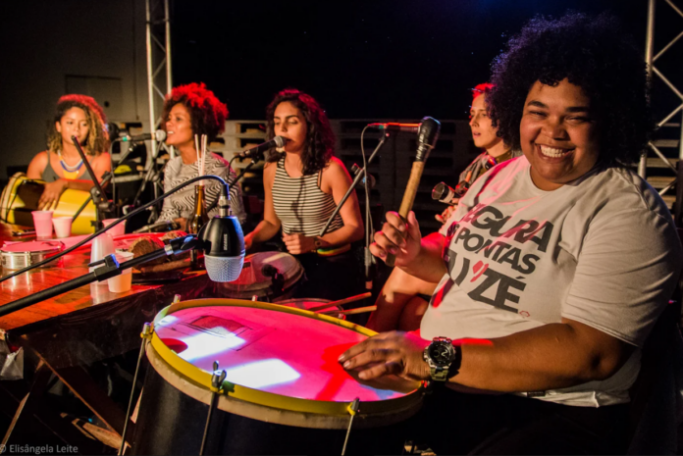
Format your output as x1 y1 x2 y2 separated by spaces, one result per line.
32 211 54 240
52 216 73 238
103 218 126 237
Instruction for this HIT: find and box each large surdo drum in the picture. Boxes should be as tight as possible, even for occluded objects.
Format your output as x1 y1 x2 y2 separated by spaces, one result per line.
132 299 424 455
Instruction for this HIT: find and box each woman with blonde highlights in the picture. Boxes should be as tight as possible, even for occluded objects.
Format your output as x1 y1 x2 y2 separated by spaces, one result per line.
27 94 111 210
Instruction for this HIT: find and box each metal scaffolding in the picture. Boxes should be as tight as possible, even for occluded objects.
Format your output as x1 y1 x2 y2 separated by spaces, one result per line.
642 0 683 205
145 0 172 162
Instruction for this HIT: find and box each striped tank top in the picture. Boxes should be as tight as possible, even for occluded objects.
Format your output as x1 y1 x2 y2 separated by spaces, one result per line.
272 158 343 237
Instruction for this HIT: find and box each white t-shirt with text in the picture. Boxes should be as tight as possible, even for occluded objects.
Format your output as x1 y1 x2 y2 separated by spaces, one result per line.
423 156 682 407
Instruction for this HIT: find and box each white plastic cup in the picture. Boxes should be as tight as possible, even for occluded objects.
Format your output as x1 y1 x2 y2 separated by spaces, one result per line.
52 216 73 238
32 211 54 240
90 232 115 272
108 251 135 293
102 218 126 237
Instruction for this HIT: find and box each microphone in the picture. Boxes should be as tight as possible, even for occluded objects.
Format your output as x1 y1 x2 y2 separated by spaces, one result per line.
367 122 420 133
198 189 246 282
350 163 376 189
432 181 468 204
119 130 167 142
432 182 456 204
237 136 287 160
385 116 441 267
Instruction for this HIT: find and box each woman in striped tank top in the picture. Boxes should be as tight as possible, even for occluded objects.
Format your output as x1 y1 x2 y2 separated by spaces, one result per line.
245 89 364 300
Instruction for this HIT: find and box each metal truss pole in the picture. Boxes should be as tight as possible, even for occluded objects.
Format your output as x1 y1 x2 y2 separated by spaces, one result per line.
643 0 683 206
145 0 172 167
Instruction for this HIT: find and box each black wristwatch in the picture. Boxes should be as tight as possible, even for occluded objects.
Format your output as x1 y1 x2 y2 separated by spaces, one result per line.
423 337 461 382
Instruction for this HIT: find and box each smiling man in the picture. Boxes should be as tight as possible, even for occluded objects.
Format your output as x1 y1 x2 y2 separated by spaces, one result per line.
340 13 682 455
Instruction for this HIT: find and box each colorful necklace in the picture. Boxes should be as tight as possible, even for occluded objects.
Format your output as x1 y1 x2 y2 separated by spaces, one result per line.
57 150 84 180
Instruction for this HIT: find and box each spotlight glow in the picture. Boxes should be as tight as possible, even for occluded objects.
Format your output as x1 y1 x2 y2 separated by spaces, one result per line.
225 359 300 389
177 332 246 362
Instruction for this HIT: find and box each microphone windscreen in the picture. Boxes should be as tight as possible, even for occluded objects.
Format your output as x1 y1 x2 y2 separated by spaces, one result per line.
155 130 167 142
432 182 455 203
205 253 245 282
273 136 286 148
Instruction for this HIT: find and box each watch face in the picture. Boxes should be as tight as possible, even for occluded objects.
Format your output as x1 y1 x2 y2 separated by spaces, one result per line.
428 342 455 367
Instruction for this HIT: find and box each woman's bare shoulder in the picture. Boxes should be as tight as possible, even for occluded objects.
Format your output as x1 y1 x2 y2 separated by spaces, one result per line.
323 157 352 180
27 151 50 178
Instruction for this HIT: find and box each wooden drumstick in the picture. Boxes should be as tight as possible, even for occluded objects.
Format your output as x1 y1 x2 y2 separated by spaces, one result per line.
385 117 441 267
309 292 372 313
322 305 377 316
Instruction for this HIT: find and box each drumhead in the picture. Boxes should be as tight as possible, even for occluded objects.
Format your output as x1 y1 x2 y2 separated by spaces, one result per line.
147 299 423 429
218 252 304 298
1 240 64 253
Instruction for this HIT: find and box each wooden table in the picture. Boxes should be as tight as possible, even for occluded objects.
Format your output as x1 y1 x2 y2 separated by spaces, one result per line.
0 222 211 453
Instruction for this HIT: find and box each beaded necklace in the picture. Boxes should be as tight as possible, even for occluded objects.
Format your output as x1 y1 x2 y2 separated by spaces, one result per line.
57 150 84 179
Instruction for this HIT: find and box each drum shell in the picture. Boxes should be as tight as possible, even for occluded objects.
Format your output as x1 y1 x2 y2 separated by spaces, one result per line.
132 352 407 455
1 242 63 271
0 173 96 235
132 300 424 455
216 252 304 301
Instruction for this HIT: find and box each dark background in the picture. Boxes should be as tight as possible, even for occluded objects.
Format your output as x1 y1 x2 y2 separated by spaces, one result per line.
171 0 654 121
0 0 679 180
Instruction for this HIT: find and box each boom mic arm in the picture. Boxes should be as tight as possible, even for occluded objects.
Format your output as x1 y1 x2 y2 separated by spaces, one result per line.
0 234 203 318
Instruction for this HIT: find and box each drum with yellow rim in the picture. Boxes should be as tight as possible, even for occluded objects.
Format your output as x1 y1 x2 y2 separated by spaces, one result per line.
132 299 424 455
0 173 96 234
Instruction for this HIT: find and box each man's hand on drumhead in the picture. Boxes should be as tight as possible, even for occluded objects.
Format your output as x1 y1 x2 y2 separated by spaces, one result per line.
370 211 421 266
338 331 430 381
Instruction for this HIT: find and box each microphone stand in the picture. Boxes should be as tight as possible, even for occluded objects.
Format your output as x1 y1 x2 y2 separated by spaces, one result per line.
0 174 230 285
71 171 113 222
72 137 114 230
319 132 388 289
109 139 139 216
132 139 166 223
0 235 201 318
205 155 260 213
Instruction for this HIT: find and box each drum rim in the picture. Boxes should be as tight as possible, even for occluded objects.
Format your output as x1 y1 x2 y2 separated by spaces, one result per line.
1 240 64 254
150 298 424 417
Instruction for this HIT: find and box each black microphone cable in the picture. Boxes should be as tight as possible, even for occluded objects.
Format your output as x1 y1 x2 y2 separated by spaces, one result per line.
0 175 229 284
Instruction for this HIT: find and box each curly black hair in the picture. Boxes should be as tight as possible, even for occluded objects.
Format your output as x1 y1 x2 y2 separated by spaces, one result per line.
488 12 652 166
161 82 228 141
265 89 335 175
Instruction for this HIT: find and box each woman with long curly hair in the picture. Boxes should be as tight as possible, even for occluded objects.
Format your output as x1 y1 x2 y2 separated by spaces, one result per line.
245 89 364 300
340 13 681 454
157 82 245 228
27 94 111 210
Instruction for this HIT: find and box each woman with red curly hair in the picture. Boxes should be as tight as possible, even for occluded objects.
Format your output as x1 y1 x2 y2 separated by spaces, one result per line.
245 89 364 300
27 94 112 210
158 82 245 228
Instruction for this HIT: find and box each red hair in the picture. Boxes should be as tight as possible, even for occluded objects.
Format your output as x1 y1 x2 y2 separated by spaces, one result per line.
162 82 228 140
472 83 495 101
